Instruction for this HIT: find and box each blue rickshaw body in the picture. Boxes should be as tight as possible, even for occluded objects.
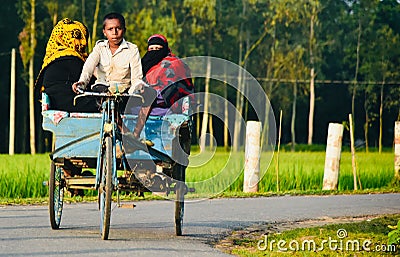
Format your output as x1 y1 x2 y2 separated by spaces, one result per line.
42 109 190 163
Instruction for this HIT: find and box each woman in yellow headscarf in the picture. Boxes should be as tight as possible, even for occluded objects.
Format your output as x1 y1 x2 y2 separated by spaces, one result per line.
35 18 98 112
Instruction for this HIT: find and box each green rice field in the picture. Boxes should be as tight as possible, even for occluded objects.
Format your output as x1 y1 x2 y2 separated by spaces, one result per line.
0 148 398 200
185 149 398 197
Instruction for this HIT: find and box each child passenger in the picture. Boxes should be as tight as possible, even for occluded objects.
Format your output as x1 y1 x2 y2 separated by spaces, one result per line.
72 12 144 95
72 12 156 137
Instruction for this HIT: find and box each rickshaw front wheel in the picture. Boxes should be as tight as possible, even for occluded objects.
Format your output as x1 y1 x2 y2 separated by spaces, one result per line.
49 161 64 229
100 136 113 240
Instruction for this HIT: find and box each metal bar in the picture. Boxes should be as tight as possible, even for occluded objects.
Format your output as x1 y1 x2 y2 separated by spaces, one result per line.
65 177 96 185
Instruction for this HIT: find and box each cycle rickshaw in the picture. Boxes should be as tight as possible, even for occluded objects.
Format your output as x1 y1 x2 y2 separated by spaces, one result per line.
42 87 192 240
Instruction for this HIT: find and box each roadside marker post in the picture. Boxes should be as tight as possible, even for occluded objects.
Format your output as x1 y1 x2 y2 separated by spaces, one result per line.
322 123 344 190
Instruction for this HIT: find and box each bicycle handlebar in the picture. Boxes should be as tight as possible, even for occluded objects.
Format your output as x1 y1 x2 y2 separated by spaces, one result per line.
73 88 144 106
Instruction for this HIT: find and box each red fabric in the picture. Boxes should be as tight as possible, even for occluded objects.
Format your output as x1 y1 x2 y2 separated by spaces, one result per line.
145 55 195 110
147 34 168 44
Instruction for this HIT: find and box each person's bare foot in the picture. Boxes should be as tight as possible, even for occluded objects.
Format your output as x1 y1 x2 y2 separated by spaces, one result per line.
116 143 124 158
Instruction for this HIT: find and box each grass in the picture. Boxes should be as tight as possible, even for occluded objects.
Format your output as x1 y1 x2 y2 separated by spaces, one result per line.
0 154 50 199
220 214 400 256
0 147 399 202
186 149 398 197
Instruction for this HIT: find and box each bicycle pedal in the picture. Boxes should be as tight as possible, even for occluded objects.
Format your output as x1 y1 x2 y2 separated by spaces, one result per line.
142 139 154 147
119 203 136 209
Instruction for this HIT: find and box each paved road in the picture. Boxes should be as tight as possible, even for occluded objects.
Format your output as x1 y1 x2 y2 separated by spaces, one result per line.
0 193 399 256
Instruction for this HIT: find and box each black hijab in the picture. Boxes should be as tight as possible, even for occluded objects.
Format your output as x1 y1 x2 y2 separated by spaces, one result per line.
141 35 169 75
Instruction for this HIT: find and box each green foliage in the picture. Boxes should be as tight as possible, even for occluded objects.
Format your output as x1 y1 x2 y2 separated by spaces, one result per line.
388 220 400 246
2 0 400 154
16 0 33 68
121 1 208 55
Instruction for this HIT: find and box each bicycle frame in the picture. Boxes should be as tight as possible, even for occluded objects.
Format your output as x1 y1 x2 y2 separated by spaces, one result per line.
74 91 143 190
95 97 117 190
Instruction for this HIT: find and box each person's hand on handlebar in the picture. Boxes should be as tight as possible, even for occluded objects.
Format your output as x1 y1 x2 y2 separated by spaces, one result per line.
72 81 85 94
128 80 149 94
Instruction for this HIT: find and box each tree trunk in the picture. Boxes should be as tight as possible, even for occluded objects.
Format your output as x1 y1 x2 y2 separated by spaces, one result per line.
291 82 297 152
232 0 246 152
233 66 244 152
276 110 283 192
196 99 200 145
209 113 214 150
243 30 250 122
352 19 362 132
307 13 315 145
29 0 36 154
349 114 358 190
364 89 369 153
351 85 357 129
44 2 58 26
223 69 229 151
261 27 276 150
208 96 213 150
395 121 400 181
379 82 384 154
52 3 58 26
89 0 100 52
308 69 315 145
81 0 86 25
199 57 211 151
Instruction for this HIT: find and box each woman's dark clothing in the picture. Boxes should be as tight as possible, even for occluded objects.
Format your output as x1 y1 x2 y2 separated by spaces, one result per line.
43 56 98 112
141 47 169 75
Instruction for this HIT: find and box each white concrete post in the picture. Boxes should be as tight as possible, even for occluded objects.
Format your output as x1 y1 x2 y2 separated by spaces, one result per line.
395 121 400 180
322 123 344 190
244 121 261 193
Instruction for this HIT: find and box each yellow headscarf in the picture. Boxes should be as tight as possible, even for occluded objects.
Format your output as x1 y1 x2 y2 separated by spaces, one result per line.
35 18 89 89
42 18 88 69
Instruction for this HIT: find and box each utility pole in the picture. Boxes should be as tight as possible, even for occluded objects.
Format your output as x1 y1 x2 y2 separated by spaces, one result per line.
29 0 36 154
9 48 16 155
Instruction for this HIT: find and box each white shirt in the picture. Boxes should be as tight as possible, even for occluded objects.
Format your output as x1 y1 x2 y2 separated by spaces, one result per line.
79 39 143 92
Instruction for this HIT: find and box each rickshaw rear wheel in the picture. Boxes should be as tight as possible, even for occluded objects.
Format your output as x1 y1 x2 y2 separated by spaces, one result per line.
172 124 190 236
49 161 64 229
174 164 186 236
100 136 113 240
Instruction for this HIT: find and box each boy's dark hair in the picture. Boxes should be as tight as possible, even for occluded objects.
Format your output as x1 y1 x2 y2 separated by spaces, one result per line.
103 12 126 30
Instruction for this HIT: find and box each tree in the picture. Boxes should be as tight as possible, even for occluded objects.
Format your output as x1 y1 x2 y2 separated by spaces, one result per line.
232 0 246 152
18 0 37 154
4 0 400 153
346 0 379 143
258 0 320 146
182 0 217 151
307 0 320 145
88 0 100 52
276 46 308 151
362 25 399 153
